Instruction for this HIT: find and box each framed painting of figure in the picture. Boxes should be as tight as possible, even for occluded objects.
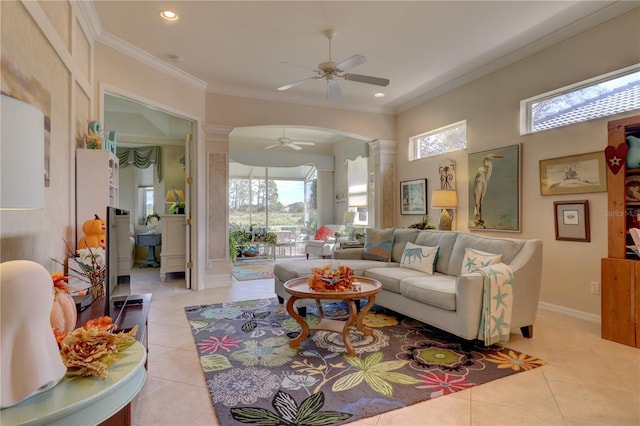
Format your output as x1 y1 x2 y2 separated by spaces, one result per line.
400 179 427 215
468 144 521 232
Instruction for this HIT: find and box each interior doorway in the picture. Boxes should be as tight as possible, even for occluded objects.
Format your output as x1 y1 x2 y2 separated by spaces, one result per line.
102 92 193 289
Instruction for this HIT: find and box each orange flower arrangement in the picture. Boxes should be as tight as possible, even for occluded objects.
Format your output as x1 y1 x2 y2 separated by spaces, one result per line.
307 264 355 292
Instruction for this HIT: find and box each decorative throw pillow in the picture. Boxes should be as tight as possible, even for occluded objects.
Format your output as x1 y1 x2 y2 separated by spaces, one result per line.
362 228 395 261
314 226 334 241
400 242 439 274
460 248 502 274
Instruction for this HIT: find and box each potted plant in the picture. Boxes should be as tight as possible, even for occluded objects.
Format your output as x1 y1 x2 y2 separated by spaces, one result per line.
229 233 238 262
408 215 435 230
169 202 186 214
354 232 366 243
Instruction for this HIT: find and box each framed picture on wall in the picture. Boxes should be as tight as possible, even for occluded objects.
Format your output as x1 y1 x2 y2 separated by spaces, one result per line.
400 179 427 215
554 200 590 242
468 144 521 232
539 151 607 195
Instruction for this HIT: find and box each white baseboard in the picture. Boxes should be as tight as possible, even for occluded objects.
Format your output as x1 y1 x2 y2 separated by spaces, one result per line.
538 301 600 324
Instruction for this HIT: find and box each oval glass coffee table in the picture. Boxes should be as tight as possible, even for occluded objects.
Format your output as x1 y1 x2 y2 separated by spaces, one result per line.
283 276 381 356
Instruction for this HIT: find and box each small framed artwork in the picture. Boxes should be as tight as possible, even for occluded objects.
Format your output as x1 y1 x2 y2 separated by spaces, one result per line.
554 200 590 242
400 179 427 215
539 152 607 195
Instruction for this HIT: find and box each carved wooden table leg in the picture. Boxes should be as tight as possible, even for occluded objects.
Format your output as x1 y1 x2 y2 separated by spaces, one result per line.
286 296 309 349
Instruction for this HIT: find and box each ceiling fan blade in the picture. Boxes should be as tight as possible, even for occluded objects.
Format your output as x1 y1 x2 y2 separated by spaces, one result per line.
264 143 280 150
277 76 321 91
343 73 390 87
292 141 315 146
289 143 303 150
327 80 342 102
336 54 366 72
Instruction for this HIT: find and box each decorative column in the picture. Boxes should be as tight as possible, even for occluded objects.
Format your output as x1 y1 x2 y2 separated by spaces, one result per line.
368 140 397 229
201 124 233 289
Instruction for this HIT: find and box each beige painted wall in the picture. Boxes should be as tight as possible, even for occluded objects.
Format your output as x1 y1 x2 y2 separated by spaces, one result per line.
396 9 640 316
1 1 79 266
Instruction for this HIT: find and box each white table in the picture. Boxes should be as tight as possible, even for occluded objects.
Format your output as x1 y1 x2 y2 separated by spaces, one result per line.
0 342 146 425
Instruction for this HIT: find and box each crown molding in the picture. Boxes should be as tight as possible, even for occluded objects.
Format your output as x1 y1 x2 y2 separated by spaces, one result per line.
73 0 102 42
96 31 208 92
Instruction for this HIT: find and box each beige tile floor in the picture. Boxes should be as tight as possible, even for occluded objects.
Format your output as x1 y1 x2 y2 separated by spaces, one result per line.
129 269 640 426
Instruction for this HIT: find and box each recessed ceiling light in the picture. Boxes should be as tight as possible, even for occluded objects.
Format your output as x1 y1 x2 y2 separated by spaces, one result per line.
160 10 178 21
374 92 385 98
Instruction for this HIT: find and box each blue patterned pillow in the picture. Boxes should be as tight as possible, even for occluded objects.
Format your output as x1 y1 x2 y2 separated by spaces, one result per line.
362 228 395 261
400 242 439 274
460 248 502 274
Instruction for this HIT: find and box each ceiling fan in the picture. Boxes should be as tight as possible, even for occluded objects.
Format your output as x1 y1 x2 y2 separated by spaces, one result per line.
264 128 316 150
277 29 390 101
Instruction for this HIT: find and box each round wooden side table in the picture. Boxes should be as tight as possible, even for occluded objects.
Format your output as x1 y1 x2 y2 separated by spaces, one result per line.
284 276 381 356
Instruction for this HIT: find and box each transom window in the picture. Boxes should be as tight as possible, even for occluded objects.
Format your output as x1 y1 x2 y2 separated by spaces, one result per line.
410 120 467 160
521 65 640 134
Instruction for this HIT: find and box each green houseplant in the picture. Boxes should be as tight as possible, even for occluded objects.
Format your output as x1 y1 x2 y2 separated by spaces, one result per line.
408 215 435 230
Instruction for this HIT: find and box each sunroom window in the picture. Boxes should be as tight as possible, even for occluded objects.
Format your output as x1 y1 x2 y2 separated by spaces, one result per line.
521 65 640 134
410 120 467 160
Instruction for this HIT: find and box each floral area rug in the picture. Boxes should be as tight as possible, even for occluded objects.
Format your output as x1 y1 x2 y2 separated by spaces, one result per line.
231 261 276 281
185 298 546 425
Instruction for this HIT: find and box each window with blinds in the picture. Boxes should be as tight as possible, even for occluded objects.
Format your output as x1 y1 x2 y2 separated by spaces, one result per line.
347 156 368 225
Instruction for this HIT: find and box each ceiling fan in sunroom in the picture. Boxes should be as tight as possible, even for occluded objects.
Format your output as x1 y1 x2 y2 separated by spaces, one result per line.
264 128 316 151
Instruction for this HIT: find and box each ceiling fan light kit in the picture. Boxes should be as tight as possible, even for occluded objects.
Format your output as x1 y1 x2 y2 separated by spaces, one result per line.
278 29 390 101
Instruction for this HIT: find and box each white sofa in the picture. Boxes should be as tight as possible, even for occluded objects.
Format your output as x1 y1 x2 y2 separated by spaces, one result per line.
304 224 345 259
274 228 543 341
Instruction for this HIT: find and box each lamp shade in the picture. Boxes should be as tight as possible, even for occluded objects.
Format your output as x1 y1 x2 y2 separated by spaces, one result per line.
431 189 458 209
1 95 45 210
343 211 356 225
165 189 184 203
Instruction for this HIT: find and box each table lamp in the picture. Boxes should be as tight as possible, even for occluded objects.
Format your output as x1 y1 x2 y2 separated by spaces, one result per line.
165 188 185 214
1 95 65 408
431 189 458 231
343 211 356 240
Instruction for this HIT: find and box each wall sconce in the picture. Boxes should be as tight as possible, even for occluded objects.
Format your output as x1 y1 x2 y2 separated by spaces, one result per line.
431 189 458 231
1 94 45 210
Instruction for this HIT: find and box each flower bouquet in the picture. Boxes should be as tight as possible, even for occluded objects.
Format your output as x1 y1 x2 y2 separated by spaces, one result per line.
307 264 355 292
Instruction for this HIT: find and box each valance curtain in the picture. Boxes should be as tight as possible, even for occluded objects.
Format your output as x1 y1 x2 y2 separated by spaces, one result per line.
116 146 162 181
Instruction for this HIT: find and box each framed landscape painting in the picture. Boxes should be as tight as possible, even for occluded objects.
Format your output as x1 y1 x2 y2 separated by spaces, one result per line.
400 179 427 215
468 144 521 232
539 151 606 195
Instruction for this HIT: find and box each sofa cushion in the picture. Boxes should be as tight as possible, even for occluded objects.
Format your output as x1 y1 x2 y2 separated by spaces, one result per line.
364 266 423 294
449 233 524 274
414 230 459 275
314 226 334 241
460 248 502 274
363 228 395 261
391 228 421 262
400 242 439 274
400 275 457 311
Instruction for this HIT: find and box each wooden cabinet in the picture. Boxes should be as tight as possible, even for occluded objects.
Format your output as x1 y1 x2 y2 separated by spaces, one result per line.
76 149 119 232
602 114 640 348
159 215 186 281
601 258 640 347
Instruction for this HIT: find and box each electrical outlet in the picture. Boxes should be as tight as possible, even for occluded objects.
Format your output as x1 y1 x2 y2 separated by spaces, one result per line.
590 281 600 295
